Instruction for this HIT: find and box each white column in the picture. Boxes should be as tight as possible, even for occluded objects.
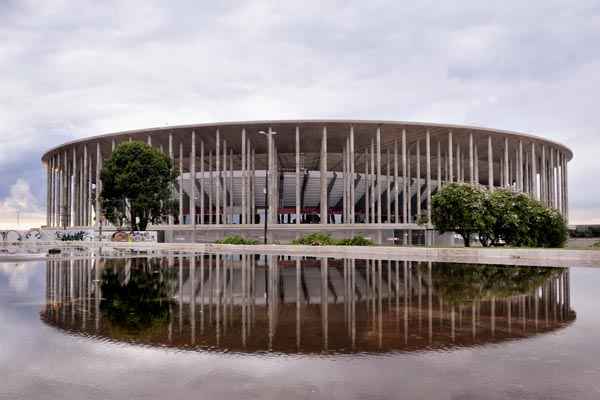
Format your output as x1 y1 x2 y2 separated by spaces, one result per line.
518 140 524 192
72 147 77 226
296 126 301 225
320 126 328 224
215 130 221 224
242 128 247 224
488 136 493 191
376 127 382 223
386 148 391 223
190 131 196 226
350 126 355 224
364 148 369 224
95 142 102 226
437 140 442 190
469 132 474 184
426 130 431 225
416 140 421 219
393 138 399 223
474 140 479 184
402 129 407 223
531 143 538 200
208 151 213 224
168 133 174 225
370 139 375 223
200 140 205 224
448 131 454 183
504 137 509 188
82 146 88 226
179 141 183 223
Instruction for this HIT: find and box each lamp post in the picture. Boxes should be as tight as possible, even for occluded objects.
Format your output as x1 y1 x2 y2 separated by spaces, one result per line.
258 129 277 244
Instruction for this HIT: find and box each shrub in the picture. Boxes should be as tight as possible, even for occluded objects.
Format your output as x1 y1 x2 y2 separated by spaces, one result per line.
60 231 87 241
215 235 257 245
292 233 337 246
292 233 374 246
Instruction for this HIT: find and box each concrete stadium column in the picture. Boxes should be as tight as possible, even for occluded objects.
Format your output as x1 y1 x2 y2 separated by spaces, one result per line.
437 140 442 189
488 136 493 191
550 147 555 208
448 131 454 183
350 126 355 223
402 129 408 223
224 140 229 224
504 137 509 188
247 140 252 223
251 146 256 223
190 131 196 227
215 130 221 224
376 127 382 223
370 139 375 223
179 141 183 223
46 161 51 227
474 140 480 184
208 151 213 224
407 145 412 223
320 126 328 224
168 133 174 225
564 155 569 220
469 133 474 184
541 145 547 204
83 145 88 226
71 147 77 226
456 143 461 183
88 158 93 226
416 140 421 219
95 142 102 227
241 128 247 224
229 149 234 225
50 156 55 226
531 143 538 200
518 140 524 191
386 148 391 223
393 138 399 223
364 148 369 224
295 126 301 225
342 140 347 222
426 130 431 226
200 140 205 224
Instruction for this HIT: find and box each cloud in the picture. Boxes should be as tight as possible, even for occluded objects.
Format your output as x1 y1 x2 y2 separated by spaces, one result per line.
0 0 599 225
0 179 45 229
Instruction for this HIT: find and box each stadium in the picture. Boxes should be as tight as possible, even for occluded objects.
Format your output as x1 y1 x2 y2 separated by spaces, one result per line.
41 120 572 244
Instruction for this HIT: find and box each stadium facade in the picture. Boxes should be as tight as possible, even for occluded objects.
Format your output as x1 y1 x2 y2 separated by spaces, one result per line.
41 120 572 243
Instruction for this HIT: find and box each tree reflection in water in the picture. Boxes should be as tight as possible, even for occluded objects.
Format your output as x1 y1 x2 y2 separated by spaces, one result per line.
100 259 174 334
41 255 575 354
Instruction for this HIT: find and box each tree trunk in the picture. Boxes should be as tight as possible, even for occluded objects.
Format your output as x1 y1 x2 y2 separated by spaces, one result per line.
462 232 471 247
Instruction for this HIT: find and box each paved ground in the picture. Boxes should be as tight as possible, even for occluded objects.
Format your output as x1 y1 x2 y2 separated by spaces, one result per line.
2 241 600 267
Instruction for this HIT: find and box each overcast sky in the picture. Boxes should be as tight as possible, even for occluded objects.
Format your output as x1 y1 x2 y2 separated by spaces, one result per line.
1 0 599 228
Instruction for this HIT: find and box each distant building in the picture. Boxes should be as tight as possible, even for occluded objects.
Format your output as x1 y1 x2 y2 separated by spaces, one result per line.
41 120 572 243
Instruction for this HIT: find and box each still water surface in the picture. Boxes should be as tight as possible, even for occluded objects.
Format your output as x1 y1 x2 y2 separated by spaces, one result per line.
1 252 599 399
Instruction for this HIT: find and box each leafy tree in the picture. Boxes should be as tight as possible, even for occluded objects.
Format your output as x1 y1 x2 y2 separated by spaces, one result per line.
431 183 488 247
100 141 177 231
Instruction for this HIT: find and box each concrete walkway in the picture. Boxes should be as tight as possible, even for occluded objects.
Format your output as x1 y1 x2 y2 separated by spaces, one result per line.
3 241 600 268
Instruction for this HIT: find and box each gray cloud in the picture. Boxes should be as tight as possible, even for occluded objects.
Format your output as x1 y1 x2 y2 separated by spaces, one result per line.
1 0 599 226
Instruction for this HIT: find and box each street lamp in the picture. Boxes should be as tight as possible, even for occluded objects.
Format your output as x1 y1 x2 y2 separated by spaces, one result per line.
258 129 277 244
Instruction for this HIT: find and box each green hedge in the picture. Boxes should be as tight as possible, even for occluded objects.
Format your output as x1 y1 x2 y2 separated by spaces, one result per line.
292 233 373 246
215 235 258 245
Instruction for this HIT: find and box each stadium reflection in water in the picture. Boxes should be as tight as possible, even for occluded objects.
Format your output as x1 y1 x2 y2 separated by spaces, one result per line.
41 255 575 354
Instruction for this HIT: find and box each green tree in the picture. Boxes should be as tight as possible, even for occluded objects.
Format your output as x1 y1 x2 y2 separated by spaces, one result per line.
100 141 177 231
431 183 488 247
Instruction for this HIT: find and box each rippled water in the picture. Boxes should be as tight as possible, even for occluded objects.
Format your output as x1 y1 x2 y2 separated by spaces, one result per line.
1 252 599 399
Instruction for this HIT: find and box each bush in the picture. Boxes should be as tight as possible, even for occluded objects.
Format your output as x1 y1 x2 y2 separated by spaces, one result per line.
60 231 87 241
292 233 373 246
215 235 257 245
432 185 568 248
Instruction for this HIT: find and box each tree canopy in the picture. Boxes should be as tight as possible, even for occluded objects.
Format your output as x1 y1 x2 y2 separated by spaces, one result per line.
100 141 177 231
431 184 568 248
431 183 488 247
